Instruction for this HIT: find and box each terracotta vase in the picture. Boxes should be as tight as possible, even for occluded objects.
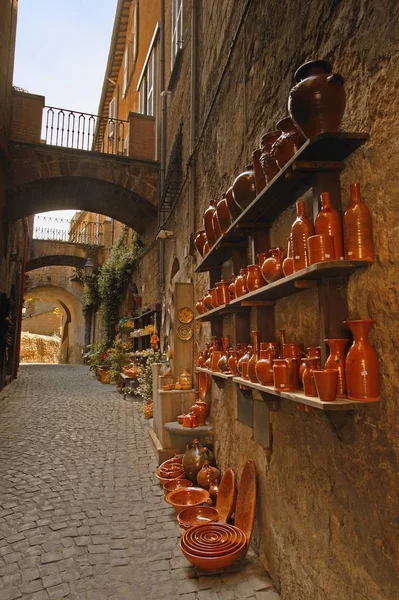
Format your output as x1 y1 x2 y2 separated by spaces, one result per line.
270 116 305 168
247 331 260 383
343 183 374 262
228 275 236 300
288 59 346 138
232 165 256 210
252 148 266 194
261 247 285 283
225 186 242 221
282 343 305 360
217 350 230 373
212 209 222 241
237 346 252 377
215 281 230 306
247 264 264 292
260 131 281 183
192 400 209 426
255 342 278 385
315 191 344 259
325 338 349 398
211 351 222 372
203 290 214 311
210 288 218 309
179 368 192 390
195 298 206 315
183 439 216 484
197 461 221 489
344 320 380 401
313 369 339 402
234 267 249 297
203 199 218 248
216 195 232 234
273 358 299 392
291 199 315 271
302 357 319 397
194 229 207 257
307 234 336 264
228 350 240 376
197 351 206 367
298 346 321 382
282 236 294 276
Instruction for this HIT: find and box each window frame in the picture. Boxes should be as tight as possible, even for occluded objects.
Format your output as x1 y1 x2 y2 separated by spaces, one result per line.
171 0 183 68
137 23 160 118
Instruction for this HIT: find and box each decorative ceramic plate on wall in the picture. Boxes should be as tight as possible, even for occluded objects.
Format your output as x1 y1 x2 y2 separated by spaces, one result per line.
177 324 193 341
177 307 194 324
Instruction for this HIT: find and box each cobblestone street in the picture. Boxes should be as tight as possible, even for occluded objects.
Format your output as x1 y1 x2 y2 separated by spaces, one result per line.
0 365 279 600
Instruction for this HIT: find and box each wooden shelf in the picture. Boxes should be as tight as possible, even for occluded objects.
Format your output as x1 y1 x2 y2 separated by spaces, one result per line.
232 377 379 411
195 260 370 320
196 367 233 379
195 132 369 273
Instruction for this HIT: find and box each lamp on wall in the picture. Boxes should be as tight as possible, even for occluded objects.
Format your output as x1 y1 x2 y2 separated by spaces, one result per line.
84 258 95 279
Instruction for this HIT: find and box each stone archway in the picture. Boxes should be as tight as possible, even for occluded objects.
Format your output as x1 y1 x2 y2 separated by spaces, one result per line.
26 239 105 273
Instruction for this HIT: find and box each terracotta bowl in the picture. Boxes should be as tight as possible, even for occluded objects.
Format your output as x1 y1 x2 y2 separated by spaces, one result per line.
180 540 246 571
181 534 246 558
163 479 193 496
183 524 246 555
177 506 219 529
155 472 187 486
166 487 212 515
158 463 185 479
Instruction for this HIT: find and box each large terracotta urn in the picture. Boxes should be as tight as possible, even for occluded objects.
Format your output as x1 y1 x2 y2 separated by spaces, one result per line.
232 165 256 210
343 183 374 261
344 320 380 402
315 191 344 259
291 199 315 271
270 116 305 168
203 199 218 248
288 59 346 138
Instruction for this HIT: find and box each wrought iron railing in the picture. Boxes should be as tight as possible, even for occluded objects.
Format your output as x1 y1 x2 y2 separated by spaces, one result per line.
33 216 103 245
43 106 129 155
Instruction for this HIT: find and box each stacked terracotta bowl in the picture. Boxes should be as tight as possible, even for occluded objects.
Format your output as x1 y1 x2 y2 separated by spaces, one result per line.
155 455 186 486
180 522 247 570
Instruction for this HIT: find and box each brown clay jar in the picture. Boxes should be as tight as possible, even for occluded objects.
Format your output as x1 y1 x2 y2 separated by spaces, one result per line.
343 183 374 262
203 199 218 248
228 275 236 300
261 247 285 283
225 186 241 221
288 59 346 138
273 358 299 392
270 116 305 168
260 131 281 183
237 346 252 377
282 236 294 276
247 264 264 292
232 165 256 210
247 331 260 383
255 342 278 385
252 148 266 194
197 462 221 489
210 288 218 309
234 267 249 297
212 209 222 241
302 357 319 397
215 281 230 306
203 291 213 311
344 320 380 401
192 400 209 426
291 199 315 271
325 338 349 398
216 194 232 234
315 191 344 259
194 230 207 257
195 298 206 315
228 350 240 376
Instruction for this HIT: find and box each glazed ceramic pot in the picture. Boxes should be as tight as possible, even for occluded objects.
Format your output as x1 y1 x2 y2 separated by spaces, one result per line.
225 186 242 221
197 461 221 489
194 229 208 257
302 357 319 397
211 351 222 372
192 400 209 426
203 199 218 248
291 199 315 271
282 236 294 276
261 247 285 283
344 320 380 401
343 183 374 261
255 342 278 385
203 290 213 311
228 275 236 300
179 368 193 390
307 234 336 264
232 165 256 210
299 346 321 382
177 506 218 529
325 338 349 398
270 116 305 168
215 281 230 306
234 267 249 297
260 131 281 183
195 298 206 315
313 369 339 402
210 288 219 309
247 331 260 383
199 371 211 399
273 358 299 392
217 351 230 373
177 414 185 424
252 148 266 194
237 346 252 377
216 195 232 234
183 439 216 484
208 479 220 501
315 191 344 259
281 343 305 360
163 478 193 496
183 412 197 428
246 264 264 292
212 209 222 241
288 59 346 138
228 350 240 376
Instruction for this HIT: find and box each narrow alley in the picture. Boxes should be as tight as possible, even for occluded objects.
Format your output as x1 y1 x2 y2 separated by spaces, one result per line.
0 365 277 600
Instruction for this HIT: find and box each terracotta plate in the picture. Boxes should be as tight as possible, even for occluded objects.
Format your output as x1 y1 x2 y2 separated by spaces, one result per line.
177 324 193 341
216 469 236 523
177 307 194 324
234 459 257 543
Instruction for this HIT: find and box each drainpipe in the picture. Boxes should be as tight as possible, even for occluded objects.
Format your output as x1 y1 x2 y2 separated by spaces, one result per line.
13 221 29 379
159 0 166 292
188 0 198 252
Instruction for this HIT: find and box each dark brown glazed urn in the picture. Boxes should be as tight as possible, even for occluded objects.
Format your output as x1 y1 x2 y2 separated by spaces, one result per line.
288 59 346 139
270 117 305 168
252 148 266 195
259 131 281 184
232 165 256 211
225 186 242 221
194 230 208 257
203 199 218 248
216 195 232 234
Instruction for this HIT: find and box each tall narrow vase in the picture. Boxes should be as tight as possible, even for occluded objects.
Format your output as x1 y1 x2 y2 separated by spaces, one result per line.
325 338 349 398
315 191 344 259
247 331 260 383
344 320 380 402
291 200 314 271
343 183 374 262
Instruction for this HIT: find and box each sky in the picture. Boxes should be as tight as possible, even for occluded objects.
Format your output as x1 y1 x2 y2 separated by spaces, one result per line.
13 0 118 221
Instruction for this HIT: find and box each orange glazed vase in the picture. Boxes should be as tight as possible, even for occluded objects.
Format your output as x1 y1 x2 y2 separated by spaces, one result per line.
192 400 209 426
270 116 305 169
235 267 249 297
203 199 218 248
228 350 240 376
194 230 207 257
282 236 294 276
344 320 380 402
343 183 374 261
255 343 278 385
301 357 319 397
325 338 350 398
247 331 260 383
315 191 344 259
261 248 285 283
247 264 264 292
291 199 315 271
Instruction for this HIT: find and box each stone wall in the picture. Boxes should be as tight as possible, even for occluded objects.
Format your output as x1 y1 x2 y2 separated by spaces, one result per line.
20 332 60 364
157 1 399 599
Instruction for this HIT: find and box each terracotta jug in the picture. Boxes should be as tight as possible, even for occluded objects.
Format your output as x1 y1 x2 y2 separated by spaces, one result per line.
252 148 266 195
211 350 222 372
216 194 232 234
197 351 206 367
208 478 220 500
212 209 222 241
299 346 321 382
302 357 319 397
210 288 218 309
344 320 380 401
183 439 216 483
260 131 280 183
228 350 240 376
255 342 278 385
343 183 374 262
315 191 344 259
247 331 260 383
247 264 264 292
194 229 207 257
228 275 236 300
192 399 209 426
273 358 299 392
197 461 221 490
179 368 192 390
225 186 241 221
291 199 315 271
203 290 214 311
232 165 256 210
325 338 349 398
234 267 249 297
282 236 294 276
215 281 230 306
203 199 218 248
261 248 285 283
270 116 305 168
288 59 346 138
313 369 339 402
237 346 252 377
195 298 206 315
